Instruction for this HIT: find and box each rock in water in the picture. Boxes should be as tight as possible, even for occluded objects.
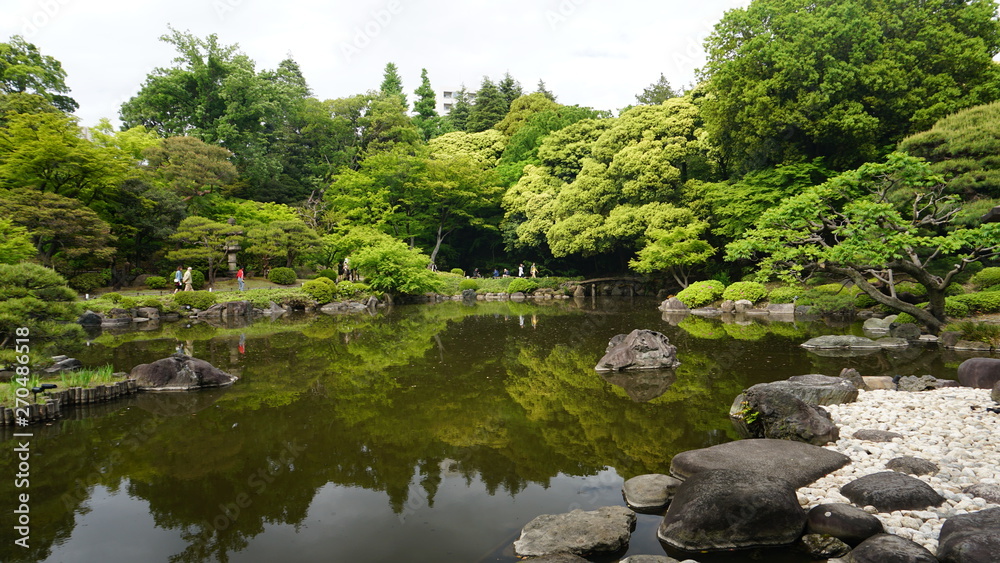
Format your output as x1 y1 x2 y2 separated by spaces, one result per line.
130 354 238 391
937 507 1000 563
513 506 636 558
595 329 680 371
730 386 840 445
657 469 807 551
622 474 682 511
957 357 1000 389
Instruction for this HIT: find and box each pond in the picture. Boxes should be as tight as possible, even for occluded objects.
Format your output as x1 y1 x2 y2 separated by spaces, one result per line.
0 298 969 563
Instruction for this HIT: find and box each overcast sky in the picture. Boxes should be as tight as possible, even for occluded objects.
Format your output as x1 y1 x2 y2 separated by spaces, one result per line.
3 0 751 127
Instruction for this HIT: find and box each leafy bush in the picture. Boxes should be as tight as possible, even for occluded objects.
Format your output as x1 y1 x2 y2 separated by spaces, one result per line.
944 298 971 318
797 293 856 315
145 276 169 289
172 291 218 310
946 283 966 296
118 297 137 310
767 286 802 304
268 267 298 285
950 292 1000 314
302 277 337 303
317 269 339 280
855 293 878 308
100 292 123 303
507 278 538 294
0 263 83 364
722 281 768 303
191 269 206 290
240 288 308 309
140 298 163 310
68 273 106 293
450 268 464 276
948 320 1000 347
894 281 927 297
971 267 1000 289
336 281 370 298
459 279 479 291
676 280 725 308
895 312 917 324
352 237 440 295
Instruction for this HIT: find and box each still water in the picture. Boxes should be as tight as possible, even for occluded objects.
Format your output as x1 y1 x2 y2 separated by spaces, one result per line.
0 298 964 563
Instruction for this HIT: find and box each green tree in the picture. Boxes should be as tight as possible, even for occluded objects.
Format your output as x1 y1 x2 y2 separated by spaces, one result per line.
629 218 715 288
701 0 1000 174
535 79 556 102
109 179 188 267
0 263 82 359
379 62 407 109
244 218 321 270
446 85 473 132
142 136 237 203
726 153 1000 332
0 35 77 113
467 77 506 133
351 234 440 295
0 217 35 264
497 72 523 111
89 119 161 161
413 68 444 141
167 216 243 287
635 73 676 105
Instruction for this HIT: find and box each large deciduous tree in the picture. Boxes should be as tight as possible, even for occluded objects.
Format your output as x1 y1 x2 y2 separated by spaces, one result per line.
726 153 1000 332
701 0 1000 174
0 35 78 113
142 136 237 202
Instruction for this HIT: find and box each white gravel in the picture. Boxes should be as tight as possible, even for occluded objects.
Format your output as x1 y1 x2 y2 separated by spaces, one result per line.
799 387 1000 552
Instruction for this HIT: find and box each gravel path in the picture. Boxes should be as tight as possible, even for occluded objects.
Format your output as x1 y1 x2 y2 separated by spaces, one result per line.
800 387 1000 552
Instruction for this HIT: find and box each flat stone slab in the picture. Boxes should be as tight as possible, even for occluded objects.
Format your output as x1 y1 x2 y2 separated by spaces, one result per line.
513 506 636 558
770 374 859 405
801 335 880 349
622 474 681 511
669 438 850 488
852 429 903 442
840 472 945 512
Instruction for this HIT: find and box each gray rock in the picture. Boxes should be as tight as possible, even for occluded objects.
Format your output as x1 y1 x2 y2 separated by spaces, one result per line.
657 469 807 551
720 299 735 313
799 533 851 558
840 472 945 512
938 331 962 349
734 299 752 313
779 374 860 405
43 357 82 374
886 456 939 476
937 507 1000 563
957 357 1000 389
953 340 992 351
511 291 527 301
106 307 132 319
840 368 869 391
876 337 910 348
513 506 636 558
853 429 903 442
730 386 840 445
993 381 1000 403
319 302 346 313
199 300 253 318
595 329 680 372
658 297 688 312
863 376 897 390
135 306 160 319
807 503 884 547
619 557 685 563
843 533 938 563
130 354 238 392
521 554 591 563
77 310 103 325
768 303 795 315
802 335 880 350
889 322 922 341
897 375 950 392
863 315 897 334
669 439 850 488
963 484 1000 505
461 288 477 302
622 474 681 511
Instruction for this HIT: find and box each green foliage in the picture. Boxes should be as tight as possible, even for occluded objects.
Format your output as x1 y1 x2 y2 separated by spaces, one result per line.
267 267 297 285
190 269 206 290
68 273 106 293
0 217 34 264
317 269 339 280
352 237 440 295
145 276 169 289
675 280 724 308
336 281 370 298
507 278 538 294
949 292 1000 315
458 279 479 291
796 293 856 315
944 298 971 319
722 281 768 303
0 263 83 362
948 321 1000 347
971 267 1000 289
238 288 308 309
139 298 163 310
449 268 465 276
100 292 123 303
302 277 337 303
118 297 137 309
172 290 217 310
895 312 917 324
677 316 726 339
895 281 928 297
58 364 116 390
766 286 802 304
0 35 78 113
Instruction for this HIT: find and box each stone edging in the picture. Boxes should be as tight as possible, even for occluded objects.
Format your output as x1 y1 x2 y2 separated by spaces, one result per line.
0 379 138 426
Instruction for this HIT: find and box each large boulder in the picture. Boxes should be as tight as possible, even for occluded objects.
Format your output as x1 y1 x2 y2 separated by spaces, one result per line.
806 503 884 547
594 329 680 372
77 310 103 326
130 354 238 392
657 469 807 551
957 357 1000 389
198 300 253 318
840 472 945 512
843 533 938 563
669 439 850 488
730 386 840 445
768 374 859 405
889 322 922 341
622 474 681 512
513 506 636 558
658 297 689 312
937 507 1000 563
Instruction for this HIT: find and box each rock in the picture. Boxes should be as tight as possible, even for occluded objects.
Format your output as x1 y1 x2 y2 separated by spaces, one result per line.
897 375 949 392
513 506 636 558
889 322 922 341
876 337 910 348
801 335 881 350
720 300 735 313
595 329 680 372
511 291 527 301
953 340 992 352
622 474 681 511
957 358 1000 389
777 374 860 405
106 307 132 319
573 285 586 298
768 303 795 315
886 456 939 476
993 381 1000 403
199 300 253 318
938 331 962 349
852 429 903 442
863 376 896 390
657 469 807 551
658 297 688 312
963 484 1000 505
130 354 238 392
730 386 840 445
863 315 897 335
43 357 82 374
842 533 938 563
799 533 851 558
135 307 159 319
619 556 685 563
840 472 945 512
734 299 752 313
669 439 850 488
806 503 884 547
461 289 477 302
77 310 103 325
936 507 1000 563
523 554 591 563
840 368 869 391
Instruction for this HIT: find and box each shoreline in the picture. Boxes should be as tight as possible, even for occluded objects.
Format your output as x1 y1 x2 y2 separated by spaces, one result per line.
801 386 1000 552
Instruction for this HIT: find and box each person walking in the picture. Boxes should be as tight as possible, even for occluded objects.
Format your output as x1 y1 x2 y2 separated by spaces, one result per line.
518 263 524 277
530 263 538 278
237 267 245 291
173 266 183 294
182 267 193 291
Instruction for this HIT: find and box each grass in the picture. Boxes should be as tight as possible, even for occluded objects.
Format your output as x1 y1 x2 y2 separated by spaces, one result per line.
1 365 119 408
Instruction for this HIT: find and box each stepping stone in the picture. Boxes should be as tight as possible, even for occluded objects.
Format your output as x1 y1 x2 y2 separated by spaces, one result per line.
670 438 850 488
840 472 944 512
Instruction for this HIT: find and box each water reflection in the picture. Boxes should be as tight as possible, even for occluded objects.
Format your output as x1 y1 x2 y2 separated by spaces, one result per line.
0 301 969 563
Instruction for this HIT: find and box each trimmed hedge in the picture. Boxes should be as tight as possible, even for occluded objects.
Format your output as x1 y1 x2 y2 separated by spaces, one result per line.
172 291 218 310
458 279 479 291
450 268 464 276
971 267 1000 290
507 278 538 294
268 267 297 285
302 277 337 303
317 269 339 280
145 276 169 290
767 286 802 304
949 292 1000 314
676 280 724 308
722 281 768 303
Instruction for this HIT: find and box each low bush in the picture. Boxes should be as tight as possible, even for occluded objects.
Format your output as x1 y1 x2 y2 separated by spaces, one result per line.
797 293 855 315
676 280 724 308
317 269 339 281
190 269 206 290
948 320 1000 347
68 273 106 293
950 292 1000 314
268 267 297 285
944 298 971 318
337 281 370 298
722 281 768 303
895 312 917 324
145 276 169 290
894 281 927 297
507 278 538 294
139 298 163 310
459 279 479 291
971 267 1000 289
118 297 137 310
172 291 218 311
767 286 802 304
450 268 464 276
302 277 337 303
100 292 123 303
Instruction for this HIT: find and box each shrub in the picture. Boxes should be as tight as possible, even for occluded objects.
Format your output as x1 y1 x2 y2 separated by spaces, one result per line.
722 281 768 303
946 283 966 296
459 279 479 291
767 286 802 304
450 268 465 276
191 269 206 290
797 293 855 315
173 291 217 311
895 312 917 324
337 281 370 298
118 297 137 310
676 280 725 308
971 267 1000 289
317 269 339 280
949 321 1000 347
145 276 169 289
100 292 123 303
944 297 971 318
894 281 927 297
950 292 1000 314
268 267 297 285
855 293 878 308
68 273 106 293
507 278 538 294
302 277 338 303
352 237 440 295
139 298 163 310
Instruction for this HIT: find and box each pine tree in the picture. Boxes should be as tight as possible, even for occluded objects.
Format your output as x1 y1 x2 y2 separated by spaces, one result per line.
535 79 556 102
379 62 407 109
413 68 440 140
447 85 472 132
466 77 506 132
498 72 523 112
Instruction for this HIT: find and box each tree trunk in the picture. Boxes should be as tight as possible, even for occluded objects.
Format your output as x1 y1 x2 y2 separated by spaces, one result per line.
827 265 946 334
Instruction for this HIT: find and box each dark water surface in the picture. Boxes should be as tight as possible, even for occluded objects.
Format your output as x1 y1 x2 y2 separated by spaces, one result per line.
0 298 965 563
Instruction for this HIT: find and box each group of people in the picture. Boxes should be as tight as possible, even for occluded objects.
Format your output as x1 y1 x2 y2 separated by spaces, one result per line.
471 263 539 279
172 266 246 292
